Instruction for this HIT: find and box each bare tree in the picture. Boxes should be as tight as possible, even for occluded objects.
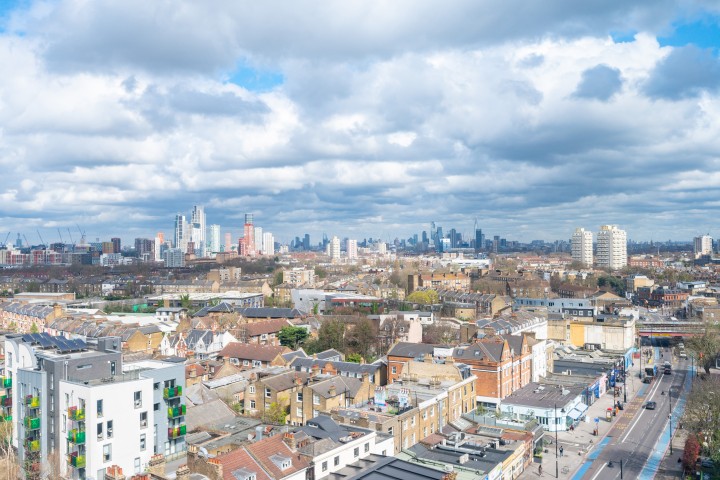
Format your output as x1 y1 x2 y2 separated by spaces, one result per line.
423 323 459 345
683 375 720 467
0 421 18 480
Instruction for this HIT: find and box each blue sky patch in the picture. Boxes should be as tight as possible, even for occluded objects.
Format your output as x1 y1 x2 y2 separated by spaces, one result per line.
659 15 720 52
227 63 284 92
610 30 637 44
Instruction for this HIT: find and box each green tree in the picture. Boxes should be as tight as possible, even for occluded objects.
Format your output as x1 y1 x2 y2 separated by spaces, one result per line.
317 319 346 351
346 318 377 359
263 402 287 425
346 353 362 363
277 326 309 350
29 323 38 334
314 266 328 279
272 270 284 286
179 294 192 310
686 323 720 374
406 289 439 305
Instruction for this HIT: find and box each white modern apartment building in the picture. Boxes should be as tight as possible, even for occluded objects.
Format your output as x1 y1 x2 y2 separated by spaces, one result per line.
329 236 341 261
6 334 186 480
346 239 358 261
694 234 713 258
174 215 187 253
207 224 221 255
596 225 627 270
571 228 593 266
262 232 274 255
191 205 206 257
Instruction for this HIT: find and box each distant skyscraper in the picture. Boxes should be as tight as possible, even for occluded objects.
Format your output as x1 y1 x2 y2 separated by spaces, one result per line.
596 225 627 270
191 205 206 257
254 226 264 254
208 224 221 254
224 233 232 252
571 228 593 267
241 213 255 256
474 229 482 253
111 237 121 254
329 236 341 260
262 232 274 255
163 248 185 268
694 234 713 258
303 234 310 250
347 239 358 260
174 214 186 252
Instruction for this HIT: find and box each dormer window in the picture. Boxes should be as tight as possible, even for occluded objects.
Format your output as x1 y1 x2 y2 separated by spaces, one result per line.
270 455 292 471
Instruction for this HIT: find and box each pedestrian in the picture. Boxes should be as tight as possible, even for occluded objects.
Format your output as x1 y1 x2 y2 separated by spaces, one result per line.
559 446 564 457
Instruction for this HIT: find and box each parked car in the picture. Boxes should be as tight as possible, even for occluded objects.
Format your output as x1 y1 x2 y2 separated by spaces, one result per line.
645 401 657 410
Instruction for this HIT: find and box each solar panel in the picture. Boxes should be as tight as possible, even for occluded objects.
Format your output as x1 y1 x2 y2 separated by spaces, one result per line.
38 335 53 348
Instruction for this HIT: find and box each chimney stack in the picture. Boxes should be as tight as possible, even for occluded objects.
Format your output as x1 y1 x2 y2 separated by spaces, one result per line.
176 465 191 480
329 384 336 396
283 432 297 449
105 466 125 480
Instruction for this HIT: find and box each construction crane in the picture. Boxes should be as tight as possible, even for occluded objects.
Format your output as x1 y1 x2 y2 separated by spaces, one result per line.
1 232 10 248
37 230 46 247
23 234 30 248
76 224 86 245
67 228 74 244
58 228 64 244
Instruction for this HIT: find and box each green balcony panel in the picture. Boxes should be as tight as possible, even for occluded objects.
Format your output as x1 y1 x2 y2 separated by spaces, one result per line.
25 396 40 408
163 386 182 399
24 417 40 430
2 378 11 388
68 429 85 444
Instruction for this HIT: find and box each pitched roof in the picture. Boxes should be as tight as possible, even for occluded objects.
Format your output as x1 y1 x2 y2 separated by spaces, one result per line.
309 376 364 398
290 358 380 375
237 307 304 319
216 448 271 480
387 342 436 358
242 319 291 337
452 342 503 362
246 434 309 479
217 343 288 362
262 371 310 392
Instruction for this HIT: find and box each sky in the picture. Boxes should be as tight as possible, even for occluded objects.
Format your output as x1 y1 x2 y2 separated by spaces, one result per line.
1 1 720 245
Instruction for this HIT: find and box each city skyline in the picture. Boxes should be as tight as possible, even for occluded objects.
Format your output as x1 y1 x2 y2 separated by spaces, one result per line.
2 2 720 242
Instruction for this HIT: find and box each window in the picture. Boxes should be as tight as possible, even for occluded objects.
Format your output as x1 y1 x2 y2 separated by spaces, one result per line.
334 456 340 467
140 411 148 428
391 366 397 374
249 386 255 394
296 407 302 417
103 444 112 462
422 410 427 420
243 360 250 366
296 392 303 402
313 394 320 405
97 399 103 417
98 468 106 480
134 458 141 475
402 420 407 431
134 391 142 408
411 416 416 426
353 447 359 458
140 434 146 451
387 426 393 436
364 443 369 453
153 382 160 390
250 400 256 409
154 403 160 412
430 408 434 417
97 422 103 440
321 461 328 472
252 360 262 367
265 388 271 398
107 420 113 438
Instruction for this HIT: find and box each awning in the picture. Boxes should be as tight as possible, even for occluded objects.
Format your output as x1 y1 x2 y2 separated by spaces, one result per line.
568 409 583 420
568 403 589 420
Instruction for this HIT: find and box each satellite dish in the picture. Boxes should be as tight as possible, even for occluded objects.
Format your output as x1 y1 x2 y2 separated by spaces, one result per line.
199 447 209 458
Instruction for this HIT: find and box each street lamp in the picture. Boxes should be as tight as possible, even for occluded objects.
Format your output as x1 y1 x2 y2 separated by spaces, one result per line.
608 459 625 478
554 403 566 479
669 388 673 455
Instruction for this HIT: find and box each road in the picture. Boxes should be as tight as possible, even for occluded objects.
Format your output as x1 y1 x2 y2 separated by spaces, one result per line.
578 351 689 479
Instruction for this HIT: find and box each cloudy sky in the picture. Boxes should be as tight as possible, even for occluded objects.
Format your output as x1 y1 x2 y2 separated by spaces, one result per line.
1 0 720 245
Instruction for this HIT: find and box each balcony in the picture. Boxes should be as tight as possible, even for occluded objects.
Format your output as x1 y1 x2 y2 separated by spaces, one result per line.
167 405 186 419
67 453 86 468
25 396 40 409
163 386 182 399
24 439 40 452
1 395 11 407
167 424 186 439
0 415 11 422
67 429 85 444
68 407 85 421
24 417 40 430
1 377 11 388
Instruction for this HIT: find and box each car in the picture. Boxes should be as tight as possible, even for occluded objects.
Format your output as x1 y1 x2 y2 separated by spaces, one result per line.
649 308 658 313
645 401 657 410
679 352 687 359
642 377 652 384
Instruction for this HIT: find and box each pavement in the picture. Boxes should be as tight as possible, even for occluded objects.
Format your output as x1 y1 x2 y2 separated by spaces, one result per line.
519 346 684 479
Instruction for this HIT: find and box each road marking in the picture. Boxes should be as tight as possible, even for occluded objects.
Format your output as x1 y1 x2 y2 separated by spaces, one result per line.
589 463 606 480
621 372 664 442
